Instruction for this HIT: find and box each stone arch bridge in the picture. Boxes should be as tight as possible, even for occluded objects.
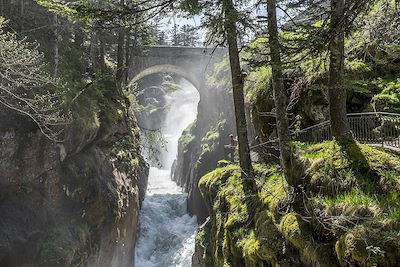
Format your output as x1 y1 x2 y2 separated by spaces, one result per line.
127 45 226 98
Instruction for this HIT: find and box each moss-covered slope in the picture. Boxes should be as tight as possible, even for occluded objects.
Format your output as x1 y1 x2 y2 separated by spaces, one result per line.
194 142 400 267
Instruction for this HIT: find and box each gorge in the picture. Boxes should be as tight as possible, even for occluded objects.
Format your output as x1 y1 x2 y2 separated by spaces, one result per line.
135 80 200 266
1 0 400 266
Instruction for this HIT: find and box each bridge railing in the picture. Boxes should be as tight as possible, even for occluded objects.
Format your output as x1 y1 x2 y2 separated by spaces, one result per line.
293 112 400 149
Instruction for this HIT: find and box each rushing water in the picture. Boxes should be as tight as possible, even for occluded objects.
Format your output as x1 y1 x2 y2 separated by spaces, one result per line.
135 80 200 267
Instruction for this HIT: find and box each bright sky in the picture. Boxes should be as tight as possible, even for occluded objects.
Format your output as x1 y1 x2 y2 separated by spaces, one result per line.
159 14 206 44
157 2 284 46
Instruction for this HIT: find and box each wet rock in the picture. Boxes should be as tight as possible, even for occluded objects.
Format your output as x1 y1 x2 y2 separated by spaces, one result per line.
0 97 148 267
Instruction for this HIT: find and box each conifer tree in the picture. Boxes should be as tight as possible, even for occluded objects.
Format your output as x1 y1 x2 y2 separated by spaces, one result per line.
265 0 294 185
183 0 255 190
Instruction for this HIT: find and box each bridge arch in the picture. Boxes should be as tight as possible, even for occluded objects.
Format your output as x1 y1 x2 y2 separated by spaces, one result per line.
128 64 202 91
127 46 227 97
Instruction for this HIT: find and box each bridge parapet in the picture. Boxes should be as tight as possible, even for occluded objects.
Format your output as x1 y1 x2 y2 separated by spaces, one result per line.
127 45 227 93
139 46 226 58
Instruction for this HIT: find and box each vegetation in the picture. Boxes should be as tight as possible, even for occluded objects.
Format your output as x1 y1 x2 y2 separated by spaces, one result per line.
197 142 400 266
1 0 400 266
0 17 69 141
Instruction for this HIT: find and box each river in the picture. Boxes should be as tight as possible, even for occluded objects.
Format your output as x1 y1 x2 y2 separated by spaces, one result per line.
135 80 200 267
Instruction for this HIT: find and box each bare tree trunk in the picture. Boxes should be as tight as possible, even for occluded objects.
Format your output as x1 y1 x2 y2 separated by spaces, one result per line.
74 23 84 50
116 0 125 84
116 28 125 83
266 0 296 186
20 0 24 32
222 0 253 189
124 29 131 83
329 0 352 142
172 17 178 46
99 31 106 74
89 30 97 74
53 15 59 80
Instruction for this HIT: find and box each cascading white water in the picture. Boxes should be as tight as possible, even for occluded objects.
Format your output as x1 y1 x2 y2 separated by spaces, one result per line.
135 80 200 267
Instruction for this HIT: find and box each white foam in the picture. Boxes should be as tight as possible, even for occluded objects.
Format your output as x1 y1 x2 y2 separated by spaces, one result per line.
135 80 200 267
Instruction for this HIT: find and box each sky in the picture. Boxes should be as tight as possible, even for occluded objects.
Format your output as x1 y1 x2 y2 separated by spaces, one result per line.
157 2 284 46
159 14 206 44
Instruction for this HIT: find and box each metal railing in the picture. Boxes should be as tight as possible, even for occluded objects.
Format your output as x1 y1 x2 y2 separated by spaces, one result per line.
293 112 400 149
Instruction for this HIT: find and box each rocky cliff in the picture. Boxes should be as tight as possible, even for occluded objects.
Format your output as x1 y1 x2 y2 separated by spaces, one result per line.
172 58 236 224
0 79 148 267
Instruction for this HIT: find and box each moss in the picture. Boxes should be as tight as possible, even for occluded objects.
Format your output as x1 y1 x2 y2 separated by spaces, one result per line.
239 230 261 266
279 213 305 250
245 66 272 104
201 129 220 154
336 225 400 266
179 121 196 148
199 141 400 267
252 211 290 265
110 135 141 170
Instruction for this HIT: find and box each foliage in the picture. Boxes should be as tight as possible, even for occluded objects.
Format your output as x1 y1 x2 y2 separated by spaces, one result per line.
245 66 272 103
0 17 71 141
346 0 400 76
181 0 256 46
170 24 201 46
372 78 400 112
36 0 174 28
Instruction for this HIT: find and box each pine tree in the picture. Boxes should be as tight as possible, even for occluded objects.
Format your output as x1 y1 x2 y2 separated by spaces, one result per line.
265 0 294 186
328 0 352 142
183 0 255 190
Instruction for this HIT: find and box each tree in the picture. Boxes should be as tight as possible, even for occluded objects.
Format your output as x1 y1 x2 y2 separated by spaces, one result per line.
0 18 70 141
36 0 176 27
328 0 351 141
157 29 168 45
52 14 59 79
182 0 255 190
222 0 254 187
171 21 180 45
116 0 126 84
278 0 375 141
265 0 294 185
37 0 169 75
179 24 199 46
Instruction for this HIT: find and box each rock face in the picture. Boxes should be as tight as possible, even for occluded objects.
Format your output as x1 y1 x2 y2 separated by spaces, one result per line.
173 119 234 223
172 60 236 224
0 85 148 267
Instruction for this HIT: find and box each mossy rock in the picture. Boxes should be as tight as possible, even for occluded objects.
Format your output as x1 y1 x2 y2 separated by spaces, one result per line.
198 142 400 267
336 225 400 266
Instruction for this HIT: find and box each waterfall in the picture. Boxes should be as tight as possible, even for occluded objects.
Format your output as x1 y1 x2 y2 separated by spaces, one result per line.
135 79 200 267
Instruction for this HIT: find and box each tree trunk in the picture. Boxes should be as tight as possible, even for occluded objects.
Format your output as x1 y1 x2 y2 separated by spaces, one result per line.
74 23 84 50
124 29 131 83
266 0 295 186
116 0 125 84
172 18 178 46
20 0 24 32
116 28 125 83
89 30 98 74
53 15 59 80
98 31 106 74
222 0 253 188
329 0 352 141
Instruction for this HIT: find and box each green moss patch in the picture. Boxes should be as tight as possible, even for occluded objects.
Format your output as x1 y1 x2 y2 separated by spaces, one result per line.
197 141 400 266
